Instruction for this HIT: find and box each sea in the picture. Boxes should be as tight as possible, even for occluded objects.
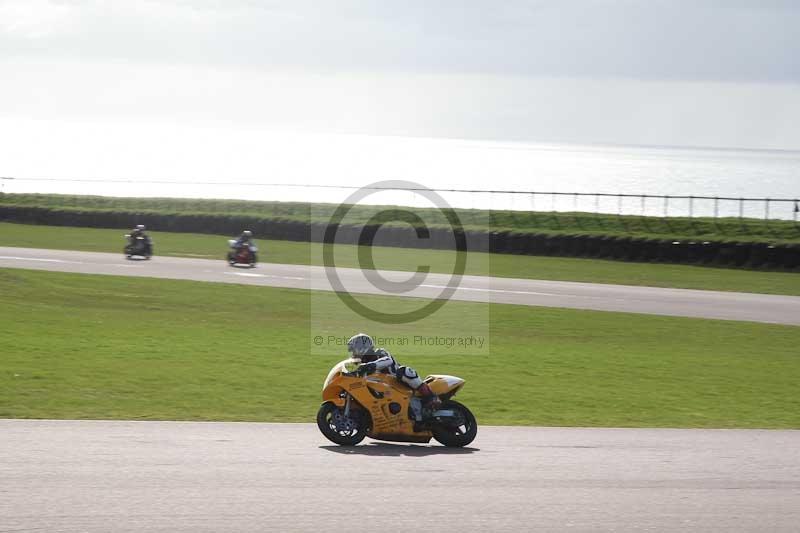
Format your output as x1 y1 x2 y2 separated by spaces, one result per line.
2 122 799 220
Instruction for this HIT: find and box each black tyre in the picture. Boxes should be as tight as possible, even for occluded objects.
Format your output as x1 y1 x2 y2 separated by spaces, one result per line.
316 401 369 446
431 400 477 447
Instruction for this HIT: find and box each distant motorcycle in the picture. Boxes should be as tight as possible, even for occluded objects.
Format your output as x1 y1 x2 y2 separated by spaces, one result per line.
227 239 257 268
124 234 153 260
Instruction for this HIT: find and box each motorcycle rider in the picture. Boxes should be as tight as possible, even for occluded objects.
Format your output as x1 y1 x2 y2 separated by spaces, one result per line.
130 224 147 239
347 333 441 408
128 224 152 253
233 230 254 251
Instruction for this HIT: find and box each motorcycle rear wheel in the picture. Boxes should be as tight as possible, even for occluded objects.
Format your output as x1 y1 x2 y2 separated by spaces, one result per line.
316 401 368 446
431 400 477 447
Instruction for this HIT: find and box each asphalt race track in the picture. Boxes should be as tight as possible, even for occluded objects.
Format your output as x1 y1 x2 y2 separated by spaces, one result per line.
1 420 799 532
2 246 800 325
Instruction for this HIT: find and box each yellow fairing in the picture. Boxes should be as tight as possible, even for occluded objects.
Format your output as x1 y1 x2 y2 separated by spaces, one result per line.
320 361 466 443
321 359 359 406
424 374 466 397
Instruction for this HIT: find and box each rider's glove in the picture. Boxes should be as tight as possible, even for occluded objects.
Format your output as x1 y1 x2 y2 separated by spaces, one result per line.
356 363 376 377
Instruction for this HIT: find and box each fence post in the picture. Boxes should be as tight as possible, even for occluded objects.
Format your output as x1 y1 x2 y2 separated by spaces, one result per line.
714 197 719 218
594 194 600 228
739 198 744 219
0 176 13 194
663 195 669 217
689 196 694 218
640 195 645 215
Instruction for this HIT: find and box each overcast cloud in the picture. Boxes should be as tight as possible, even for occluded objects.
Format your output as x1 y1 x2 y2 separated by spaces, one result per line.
1 0 799 149
2 0 800 81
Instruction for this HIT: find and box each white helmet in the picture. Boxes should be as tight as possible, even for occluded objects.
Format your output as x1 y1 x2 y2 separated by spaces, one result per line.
347 333 374 357
136 224 145 230
243 230 252 237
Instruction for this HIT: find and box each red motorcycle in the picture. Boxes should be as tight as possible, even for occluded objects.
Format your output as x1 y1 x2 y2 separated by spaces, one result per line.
227 239 257 268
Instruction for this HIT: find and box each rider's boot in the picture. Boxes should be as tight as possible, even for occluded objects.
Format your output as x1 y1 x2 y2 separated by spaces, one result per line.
417 382 441 409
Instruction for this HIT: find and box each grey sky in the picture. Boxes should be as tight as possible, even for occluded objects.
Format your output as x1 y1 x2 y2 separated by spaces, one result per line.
3 0 800 81
1 0 799 149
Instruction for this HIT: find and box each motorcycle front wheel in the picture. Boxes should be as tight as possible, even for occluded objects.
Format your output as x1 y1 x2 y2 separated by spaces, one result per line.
316 401 368 446
431 400 477 447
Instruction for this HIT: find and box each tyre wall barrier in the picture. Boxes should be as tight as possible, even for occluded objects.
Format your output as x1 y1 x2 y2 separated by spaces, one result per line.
1 205 798 270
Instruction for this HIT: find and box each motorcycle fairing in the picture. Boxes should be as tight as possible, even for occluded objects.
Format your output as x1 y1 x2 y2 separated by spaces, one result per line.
321 359 468 443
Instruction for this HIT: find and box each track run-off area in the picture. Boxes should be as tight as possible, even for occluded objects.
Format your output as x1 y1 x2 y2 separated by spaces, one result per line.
1 246 799 325
2 420 799 532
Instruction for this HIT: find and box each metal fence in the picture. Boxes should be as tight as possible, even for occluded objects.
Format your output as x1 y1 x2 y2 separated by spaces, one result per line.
517 191 799 223
2 176 798 222
315 184 800 222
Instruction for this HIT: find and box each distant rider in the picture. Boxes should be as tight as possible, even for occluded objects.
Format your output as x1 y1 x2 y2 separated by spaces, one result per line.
126 224 152 256
130 224 147 239
347 333 441 408
233 230 254 251
129 224 151 245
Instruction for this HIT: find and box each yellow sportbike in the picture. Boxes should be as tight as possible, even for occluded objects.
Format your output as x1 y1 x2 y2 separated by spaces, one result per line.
317 359 477 447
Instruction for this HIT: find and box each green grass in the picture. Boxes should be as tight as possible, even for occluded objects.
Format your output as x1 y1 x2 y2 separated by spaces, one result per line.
1 268 799 428
3 192 800 242
2 222 799 295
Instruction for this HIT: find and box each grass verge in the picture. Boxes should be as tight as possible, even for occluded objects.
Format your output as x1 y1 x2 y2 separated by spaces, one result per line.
1 268 798 428
2 222 799 295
